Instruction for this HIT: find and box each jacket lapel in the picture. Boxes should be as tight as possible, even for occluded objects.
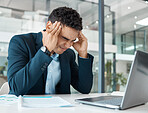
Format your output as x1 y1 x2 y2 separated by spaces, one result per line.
59 54 66 84
56 52 71 93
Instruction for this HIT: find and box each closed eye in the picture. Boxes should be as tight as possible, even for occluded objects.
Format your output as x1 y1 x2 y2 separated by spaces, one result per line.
62 36 69 41
61 36 76 42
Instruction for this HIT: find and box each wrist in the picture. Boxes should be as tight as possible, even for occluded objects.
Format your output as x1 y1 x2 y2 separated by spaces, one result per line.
43 45 53 52
41 46 51 56
79 52 88 58
46 47 53 53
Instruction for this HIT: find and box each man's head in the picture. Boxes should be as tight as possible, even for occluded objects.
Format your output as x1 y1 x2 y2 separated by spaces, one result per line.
47 7 83 54
48 7 83 31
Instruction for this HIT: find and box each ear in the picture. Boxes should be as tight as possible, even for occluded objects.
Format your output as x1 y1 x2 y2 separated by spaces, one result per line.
46 21 52 30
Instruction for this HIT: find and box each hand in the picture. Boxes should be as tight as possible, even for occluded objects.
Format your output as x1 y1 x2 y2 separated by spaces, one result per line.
73 31 88 58
41 21 61 53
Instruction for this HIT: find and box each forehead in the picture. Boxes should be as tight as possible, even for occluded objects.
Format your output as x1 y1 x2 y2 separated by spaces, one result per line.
60 25 79 40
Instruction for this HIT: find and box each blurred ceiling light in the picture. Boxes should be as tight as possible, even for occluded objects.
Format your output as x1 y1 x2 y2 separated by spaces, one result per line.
0 11 2 14
145 1 148 4
95 21 98 24
86 26 89 29
106 15 110 18
134 16 137 19
128 6 131 9
134 25 136 29
126 44 142 51
136 17 148 26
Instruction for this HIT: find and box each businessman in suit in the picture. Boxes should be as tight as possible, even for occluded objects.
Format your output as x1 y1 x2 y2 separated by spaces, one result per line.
7 7 94 96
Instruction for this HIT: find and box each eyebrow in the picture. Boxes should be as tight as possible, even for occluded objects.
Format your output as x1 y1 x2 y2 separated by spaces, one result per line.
62 36 76 42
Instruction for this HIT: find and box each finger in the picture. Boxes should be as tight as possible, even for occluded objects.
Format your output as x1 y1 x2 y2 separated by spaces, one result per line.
81 32 87 39
78 34 83 41
42 31 47 45
49 21 58 32
79 31 87 41
46 21 57 33
55 25 62 36
72 42 79 50
78 32 82 39
50 22 61 35
79 32 84 38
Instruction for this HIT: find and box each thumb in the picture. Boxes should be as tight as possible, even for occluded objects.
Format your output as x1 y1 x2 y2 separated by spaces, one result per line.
72 42 79 51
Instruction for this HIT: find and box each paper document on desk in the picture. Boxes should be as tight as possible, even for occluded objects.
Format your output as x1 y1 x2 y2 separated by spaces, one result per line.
0 94 18 105
18 96 72 108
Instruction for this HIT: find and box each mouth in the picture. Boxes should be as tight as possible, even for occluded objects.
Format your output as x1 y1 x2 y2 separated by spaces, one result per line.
60 46 67 51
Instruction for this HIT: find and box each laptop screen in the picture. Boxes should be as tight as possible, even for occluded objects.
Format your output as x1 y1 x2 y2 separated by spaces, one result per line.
121 50 148 109
76 50 148 110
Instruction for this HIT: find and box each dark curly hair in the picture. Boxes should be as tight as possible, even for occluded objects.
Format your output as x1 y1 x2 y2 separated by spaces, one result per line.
48 7 83 31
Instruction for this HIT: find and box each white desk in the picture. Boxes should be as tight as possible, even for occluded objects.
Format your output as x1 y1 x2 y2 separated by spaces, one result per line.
0 93 148 113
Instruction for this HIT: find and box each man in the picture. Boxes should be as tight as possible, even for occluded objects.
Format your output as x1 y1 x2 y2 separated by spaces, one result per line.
7 7 94 96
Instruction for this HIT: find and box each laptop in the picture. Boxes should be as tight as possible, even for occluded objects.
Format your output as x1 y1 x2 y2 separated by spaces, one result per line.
75 50 148 110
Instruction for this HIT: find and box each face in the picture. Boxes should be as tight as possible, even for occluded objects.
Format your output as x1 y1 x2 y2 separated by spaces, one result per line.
53 25 79 54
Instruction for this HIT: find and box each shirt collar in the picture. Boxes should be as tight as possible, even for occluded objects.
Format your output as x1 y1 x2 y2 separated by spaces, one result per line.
51 53 59 61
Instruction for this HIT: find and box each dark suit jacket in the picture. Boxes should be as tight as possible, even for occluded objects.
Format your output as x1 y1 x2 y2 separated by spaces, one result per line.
7 32 94 96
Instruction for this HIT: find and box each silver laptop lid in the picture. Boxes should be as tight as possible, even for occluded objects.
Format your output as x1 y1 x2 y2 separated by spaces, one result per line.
120 50 148 109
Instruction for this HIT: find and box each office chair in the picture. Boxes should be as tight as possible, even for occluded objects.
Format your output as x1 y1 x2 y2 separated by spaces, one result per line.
0 82 9 95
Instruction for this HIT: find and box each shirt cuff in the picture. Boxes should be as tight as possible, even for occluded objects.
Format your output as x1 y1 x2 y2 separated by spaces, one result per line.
79 54 89 59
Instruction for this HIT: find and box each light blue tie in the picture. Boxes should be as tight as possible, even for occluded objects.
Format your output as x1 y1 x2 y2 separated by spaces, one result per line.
45 53 61 94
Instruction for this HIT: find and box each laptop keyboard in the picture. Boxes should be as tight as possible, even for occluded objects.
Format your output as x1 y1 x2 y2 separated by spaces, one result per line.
96 97 122 106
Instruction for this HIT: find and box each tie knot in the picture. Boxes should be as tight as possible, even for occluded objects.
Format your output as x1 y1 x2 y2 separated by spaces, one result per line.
51 53 59 61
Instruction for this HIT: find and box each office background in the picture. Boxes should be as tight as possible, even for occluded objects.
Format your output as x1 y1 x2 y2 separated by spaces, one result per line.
0 0 148 93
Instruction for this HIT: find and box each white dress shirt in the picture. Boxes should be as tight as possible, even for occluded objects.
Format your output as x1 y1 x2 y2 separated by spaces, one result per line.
45 53 61 94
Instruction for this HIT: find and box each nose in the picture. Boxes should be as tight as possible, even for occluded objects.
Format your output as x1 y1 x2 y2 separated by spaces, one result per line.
64 41 73 48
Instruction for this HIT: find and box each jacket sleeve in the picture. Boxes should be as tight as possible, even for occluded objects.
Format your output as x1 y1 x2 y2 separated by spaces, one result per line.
70 50 94 94
7 35 52 96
